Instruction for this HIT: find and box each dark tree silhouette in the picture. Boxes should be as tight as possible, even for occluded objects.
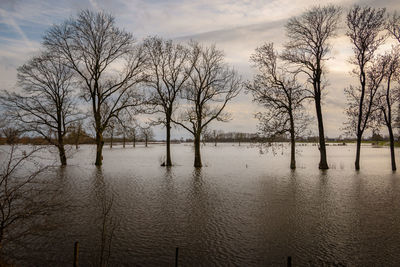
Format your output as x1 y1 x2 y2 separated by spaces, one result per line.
374 48 400 171
0 52 80 165
143 37 190 166
172 42 241 167
43 10 147 165
247 43 309 169
345 5 386 170
1 128 20 145
127 124 138 148
140 126 154 147
281 5 341 169
69 119 85 150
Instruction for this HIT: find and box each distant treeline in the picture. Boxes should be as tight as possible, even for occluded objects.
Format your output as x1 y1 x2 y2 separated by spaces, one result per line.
1 130 397 145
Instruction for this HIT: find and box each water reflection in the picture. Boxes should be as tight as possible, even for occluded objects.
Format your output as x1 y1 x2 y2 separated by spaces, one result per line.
85 167 120 267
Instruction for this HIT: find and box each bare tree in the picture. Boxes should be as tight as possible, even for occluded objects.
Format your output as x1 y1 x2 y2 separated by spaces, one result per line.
346 5 387 170
281 5 342 169
43 10 147 166
1 128 20 145
374 48 400 171
0 52 80 165
140 126 154 147
143 36 190 166
387 12 400 139
247 43 309 169
69 119 85 150
105 120 116 149
127 124 138 148
172 42 241 167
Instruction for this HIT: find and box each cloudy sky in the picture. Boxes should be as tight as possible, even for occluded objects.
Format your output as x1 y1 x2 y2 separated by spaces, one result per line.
1 0 399 139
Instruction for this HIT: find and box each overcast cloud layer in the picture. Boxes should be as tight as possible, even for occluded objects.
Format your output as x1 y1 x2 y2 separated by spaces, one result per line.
1 0 400 139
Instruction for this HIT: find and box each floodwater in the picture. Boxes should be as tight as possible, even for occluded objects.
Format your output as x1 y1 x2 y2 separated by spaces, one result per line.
6 143 400 266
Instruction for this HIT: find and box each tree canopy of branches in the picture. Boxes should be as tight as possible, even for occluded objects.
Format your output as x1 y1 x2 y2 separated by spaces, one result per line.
172 42 241 167
0 52 80 165
247 43 309 169
345 5 386 170
143 36 190 166
387 12 400 43
43 10 147 165
282 5 342 169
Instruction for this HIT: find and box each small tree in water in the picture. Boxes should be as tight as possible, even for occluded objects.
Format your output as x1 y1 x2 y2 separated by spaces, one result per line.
172 42 241 167
143 37 190 166
247 43 309 169
374 48 400 171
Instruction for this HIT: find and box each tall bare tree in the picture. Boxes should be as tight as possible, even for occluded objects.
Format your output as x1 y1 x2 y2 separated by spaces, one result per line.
247 43 309 169
143 37 190 166
346 5 386 170
374 48 400 171
387 12 400 138
281 5 341 169
43 10 147 165
172 42 241 167
0 52 80 165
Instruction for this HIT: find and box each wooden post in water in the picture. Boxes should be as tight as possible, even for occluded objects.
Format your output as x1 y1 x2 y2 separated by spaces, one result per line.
175 247 179 267
73 241 79 267
287 256 292 267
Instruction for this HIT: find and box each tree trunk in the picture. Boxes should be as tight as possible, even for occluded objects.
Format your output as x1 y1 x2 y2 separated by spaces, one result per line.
110 129 113 148
58 142 67 166
165 120 172 166
388 126 396 171
289 114 296 169
194 134 202 167
315 95 329 169
355 135 361 170
95 131 104 166
133 136 136 147
123 132 126 148
145 136 148 147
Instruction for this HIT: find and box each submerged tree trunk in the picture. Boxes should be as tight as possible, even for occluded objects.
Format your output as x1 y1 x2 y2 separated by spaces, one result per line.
110 129 113 149
75 132 80 150
58 142 67 166
289 114 296 169
123 132 126 148
165 119 172 166
355 135 361 170
315 94 329 169
388 125 396 171
194 133 202 167
95 131 104 166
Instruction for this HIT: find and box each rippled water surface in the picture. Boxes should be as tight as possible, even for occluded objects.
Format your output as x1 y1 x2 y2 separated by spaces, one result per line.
10 143 400 266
